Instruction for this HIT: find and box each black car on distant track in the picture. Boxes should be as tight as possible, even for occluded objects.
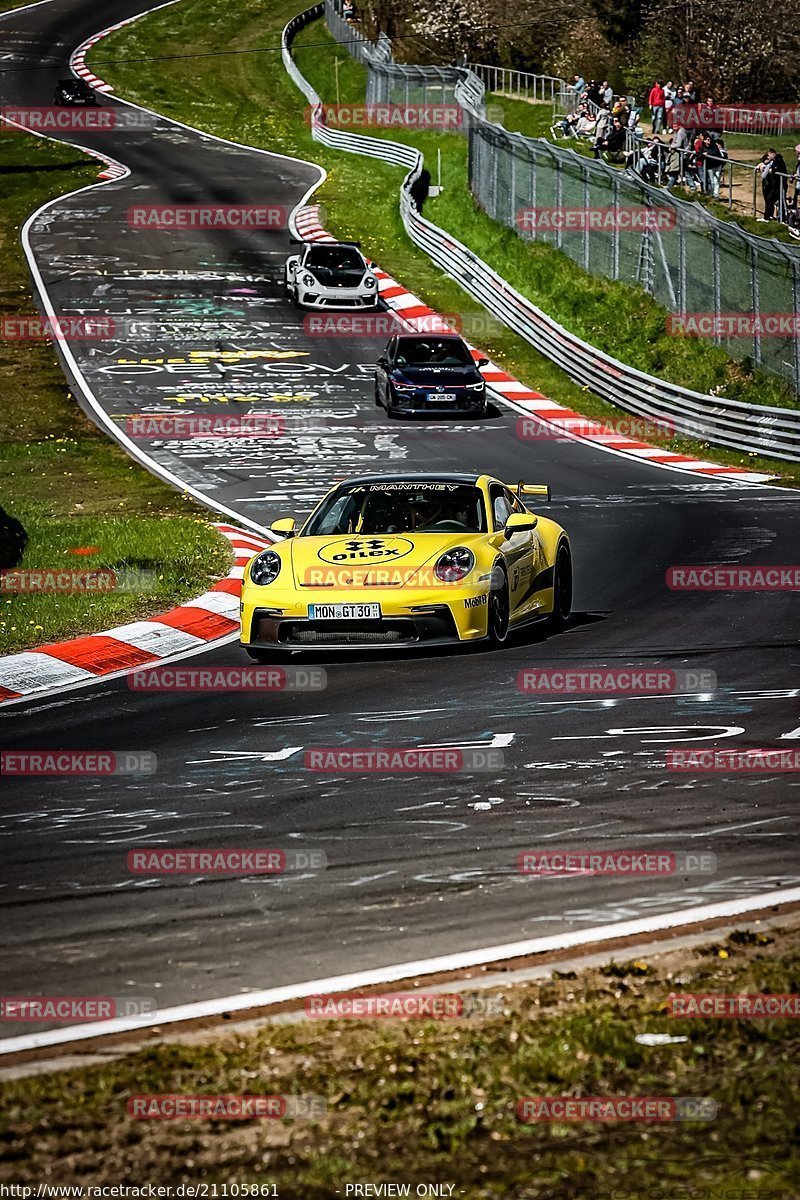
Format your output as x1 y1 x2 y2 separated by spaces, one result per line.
374 332 489 417
54 78 97 106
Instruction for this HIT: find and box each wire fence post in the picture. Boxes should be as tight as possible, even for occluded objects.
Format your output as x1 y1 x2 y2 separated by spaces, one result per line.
583 162 591 271
712 228 721 346
751 243 762 369
678 210 687 314
794 257 800 396
612 173 620 280
529 142 537 241
509 137 517 230
555 154 563 253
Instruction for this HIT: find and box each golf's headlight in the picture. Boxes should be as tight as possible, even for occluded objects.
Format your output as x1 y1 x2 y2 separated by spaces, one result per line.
302 273 316 287
250 551 282 586
364 275 377 288
393 380 416 391
466 380 485 390
434 546 475 583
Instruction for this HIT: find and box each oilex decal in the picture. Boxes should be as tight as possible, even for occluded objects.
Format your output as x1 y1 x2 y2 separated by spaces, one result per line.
316 537 415 564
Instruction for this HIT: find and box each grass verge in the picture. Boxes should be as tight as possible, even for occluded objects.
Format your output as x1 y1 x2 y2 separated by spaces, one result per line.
1 920 797 1193
86 0 800 484
0 129 233 655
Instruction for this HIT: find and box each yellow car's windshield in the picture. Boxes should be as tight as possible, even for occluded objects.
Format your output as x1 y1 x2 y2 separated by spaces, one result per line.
304 482 487 535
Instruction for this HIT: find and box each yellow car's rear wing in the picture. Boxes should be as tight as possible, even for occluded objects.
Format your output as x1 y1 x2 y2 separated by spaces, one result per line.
506 481 551 502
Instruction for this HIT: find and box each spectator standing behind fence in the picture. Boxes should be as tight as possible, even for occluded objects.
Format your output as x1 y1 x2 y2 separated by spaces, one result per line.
663 81 676 127
683 80 699 103
593 116 626 161
757 149 789 221
600 80 613 107
612 95 630 127
593 106 612 141
703 134 726 198
664 131 684 190
570 73 585 100
648 80 666 133
671 85 685 128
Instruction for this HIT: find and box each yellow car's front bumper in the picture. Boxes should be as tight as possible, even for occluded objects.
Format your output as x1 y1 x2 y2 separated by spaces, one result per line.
240 583 491 650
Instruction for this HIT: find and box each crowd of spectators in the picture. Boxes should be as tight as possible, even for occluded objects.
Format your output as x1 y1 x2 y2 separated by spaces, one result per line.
559 73 800 235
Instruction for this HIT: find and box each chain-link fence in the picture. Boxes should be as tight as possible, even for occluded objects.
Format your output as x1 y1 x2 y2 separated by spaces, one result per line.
470 124 800 390
324 0 800 397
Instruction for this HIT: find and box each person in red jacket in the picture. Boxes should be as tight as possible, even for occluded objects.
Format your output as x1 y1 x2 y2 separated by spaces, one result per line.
648 80 666 133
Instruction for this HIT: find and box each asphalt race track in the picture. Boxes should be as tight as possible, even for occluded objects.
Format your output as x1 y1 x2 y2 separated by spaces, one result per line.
0 0 798 1040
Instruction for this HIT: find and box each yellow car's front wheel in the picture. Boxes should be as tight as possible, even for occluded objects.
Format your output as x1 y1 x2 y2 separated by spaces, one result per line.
545 541 573 632
487 566 510 646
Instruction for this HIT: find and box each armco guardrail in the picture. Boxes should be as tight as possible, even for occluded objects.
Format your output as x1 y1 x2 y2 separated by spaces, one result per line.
282 6 800 463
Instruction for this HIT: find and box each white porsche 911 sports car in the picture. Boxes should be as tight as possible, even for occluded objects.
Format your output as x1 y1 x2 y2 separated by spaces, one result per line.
284 240 379 309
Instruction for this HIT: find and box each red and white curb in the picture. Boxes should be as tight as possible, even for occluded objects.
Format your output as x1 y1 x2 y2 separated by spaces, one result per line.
0 525 268 705
295 205 774 485
70 24 122 95
68 5 182 180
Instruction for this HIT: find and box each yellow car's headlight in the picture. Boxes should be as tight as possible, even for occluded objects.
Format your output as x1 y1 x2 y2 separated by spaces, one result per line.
250 551 282 586
434 546 475 583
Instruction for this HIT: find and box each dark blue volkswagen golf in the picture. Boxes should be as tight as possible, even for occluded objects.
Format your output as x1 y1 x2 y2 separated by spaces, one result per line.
374 332 489 417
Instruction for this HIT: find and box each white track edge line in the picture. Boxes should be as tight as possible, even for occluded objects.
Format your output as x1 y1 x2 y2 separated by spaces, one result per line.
3 886 799 1054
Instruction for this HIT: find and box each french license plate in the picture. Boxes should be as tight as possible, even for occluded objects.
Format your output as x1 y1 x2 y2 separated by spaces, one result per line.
308 603 382 620
429 392 456 402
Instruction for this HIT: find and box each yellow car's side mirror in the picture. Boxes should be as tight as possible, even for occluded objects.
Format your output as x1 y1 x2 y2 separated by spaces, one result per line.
270 517 296 537
504 513 538 538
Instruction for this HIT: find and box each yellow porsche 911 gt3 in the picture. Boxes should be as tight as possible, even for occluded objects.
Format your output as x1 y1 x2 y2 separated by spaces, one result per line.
240 473 572 657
